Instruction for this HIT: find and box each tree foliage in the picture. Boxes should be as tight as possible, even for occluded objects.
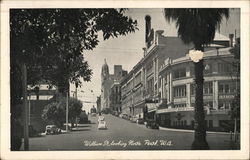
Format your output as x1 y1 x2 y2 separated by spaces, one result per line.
10 9 137 92
42 102 66 128
164 9 229 47
42 98 83 128
61 98 83 126
10 8 137 150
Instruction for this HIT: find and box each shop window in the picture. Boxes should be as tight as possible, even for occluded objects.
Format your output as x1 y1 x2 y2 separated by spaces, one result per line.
204 101 213 109
173 85 186 98
219 100 232 109
184 120 187 126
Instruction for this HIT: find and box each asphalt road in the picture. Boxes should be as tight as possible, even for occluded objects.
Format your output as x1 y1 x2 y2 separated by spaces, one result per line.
22 114 232 150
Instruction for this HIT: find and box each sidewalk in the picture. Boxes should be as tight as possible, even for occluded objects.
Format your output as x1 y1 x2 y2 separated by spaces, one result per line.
159 126 231 135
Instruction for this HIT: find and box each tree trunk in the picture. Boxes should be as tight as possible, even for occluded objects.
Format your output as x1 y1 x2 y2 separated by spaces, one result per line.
191 45 209 150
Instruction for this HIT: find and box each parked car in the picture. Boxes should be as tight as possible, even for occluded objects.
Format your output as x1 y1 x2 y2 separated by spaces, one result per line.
145 120 159 129
45 125 61 135
121 114 128 119
136 118 145 124
98 120 107 130
130 116 138 123
61 124 72 131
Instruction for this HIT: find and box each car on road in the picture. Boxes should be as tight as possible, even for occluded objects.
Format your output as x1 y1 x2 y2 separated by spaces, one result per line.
130 116 138 123
121 114 128 119
145 120 159 129
136 118 145 124
98 120 107 130
45 125 61 135
98 116 105 122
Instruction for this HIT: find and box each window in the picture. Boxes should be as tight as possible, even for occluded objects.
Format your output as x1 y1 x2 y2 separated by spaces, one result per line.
191 82 213 95
173 85 186 98
204 101 213 109
147 78 154 96
204 82 213 94
174 103 186 108
209 120 213 128
204 63 213 74
173 68 186 79
219 81 238 94
218 63 232 73
218 100 233 109
134 72 141 86
184 120 187 126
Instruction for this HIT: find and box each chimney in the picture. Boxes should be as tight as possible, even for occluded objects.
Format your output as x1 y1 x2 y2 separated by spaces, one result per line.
145 15 151 44
229 34 234 47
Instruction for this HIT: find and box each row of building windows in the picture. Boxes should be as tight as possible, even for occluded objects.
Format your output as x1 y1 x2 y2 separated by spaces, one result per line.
219 81 238 94
191 82 213 95
173 120 187 126
174 81 237 98
172 62 236 80
173 103 187 108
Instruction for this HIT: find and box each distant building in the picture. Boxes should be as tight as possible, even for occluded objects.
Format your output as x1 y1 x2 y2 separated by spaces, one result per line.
101 59 127 112
96 96 101 113
109 81 122 113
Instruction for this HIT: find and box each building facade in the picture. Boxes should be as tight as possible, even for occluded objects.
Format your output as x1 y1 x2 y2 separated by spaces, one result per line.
120 15 240 132
101 59 127 112
96 96 101 113
121 15 192 120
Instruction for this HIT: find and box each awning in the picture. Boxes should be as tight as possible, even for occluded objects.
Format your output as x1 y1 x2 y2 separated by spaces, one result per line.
146 103 157 113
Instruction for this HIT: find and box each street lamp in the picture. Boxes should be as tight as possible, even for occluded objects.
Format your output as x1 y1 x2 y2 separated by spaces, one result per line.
189 50 203 63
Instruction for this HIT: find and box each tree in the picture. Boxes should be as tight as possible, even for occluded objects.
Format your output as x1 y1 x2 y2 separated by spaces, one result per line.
10 9 138 150
61 98 83 127
42 98 83 128
164 9 229 149
42 102 66 128
10 9 137 93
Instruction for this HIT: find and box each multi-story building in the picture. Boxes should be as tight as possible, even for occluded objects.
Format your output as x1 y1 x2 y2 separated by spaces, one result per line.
120 14 240 132
101 59 127 112
109 81 122 113
121 15 192 119
157 39 239 131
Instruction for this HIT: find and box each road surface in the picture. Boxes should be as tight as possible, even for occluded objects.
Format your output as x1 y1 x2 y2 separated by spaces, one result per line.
21 114 232 150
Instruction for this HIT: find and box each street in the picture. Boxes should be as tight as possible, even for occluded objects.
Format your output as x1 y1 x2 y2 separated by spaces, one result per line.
21 114 232 150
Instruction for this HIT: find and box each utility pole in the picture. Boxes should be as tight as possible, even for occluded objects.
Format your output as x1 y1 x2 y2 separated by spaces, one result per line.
66 89 69 132
22 63 29 150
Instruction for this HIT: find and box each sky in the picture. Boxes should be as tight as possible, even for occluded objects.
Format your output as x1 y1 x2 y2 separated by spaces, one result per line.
70 8 240 113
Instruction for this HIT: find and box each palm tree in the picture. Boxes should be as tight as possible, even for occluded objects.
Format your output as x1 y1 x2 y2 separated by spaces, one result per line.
164 9 229 149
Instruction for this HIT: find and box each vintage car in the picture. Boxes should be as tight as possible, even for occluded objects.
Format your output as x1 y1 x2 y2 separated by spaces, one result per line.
136 118 145 125
130 116 138 123
145 120 159 129
45 125 61 135
98 120 107 130
98 115 105 122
